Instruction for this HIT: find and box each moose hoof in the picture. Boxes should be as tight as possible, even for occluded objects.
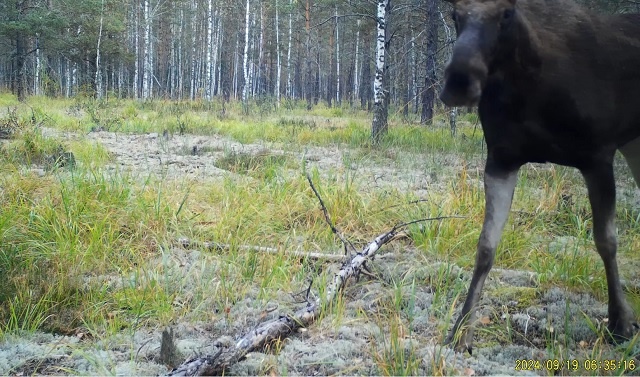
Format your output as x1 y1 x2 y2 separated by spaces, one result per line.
607 320 638 344
445 329 474 355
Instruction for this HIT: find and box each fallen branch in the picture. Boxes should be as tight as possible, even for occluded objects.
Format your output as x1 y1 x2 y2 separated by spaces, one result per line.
168 172 464 375
167 216 460 376
174 238 346 262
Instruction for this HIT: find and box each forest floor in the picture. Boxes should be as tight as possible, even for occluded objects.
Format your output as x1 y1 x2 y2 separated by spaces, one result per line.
2 100 640 375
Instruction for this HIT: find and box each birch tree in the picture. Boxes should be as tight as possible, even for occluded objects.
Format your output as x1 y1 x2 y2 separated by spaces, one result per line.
95 0 105 99
142 0 152 99
275 0 281 105
304 0 313 110
34 35 41 96
353 19 360 106
286 0 293 98
133 0 140 98
241 0 251 107
335 5 340 106
371 0 390 143
205 0 214 99
189 0 197 100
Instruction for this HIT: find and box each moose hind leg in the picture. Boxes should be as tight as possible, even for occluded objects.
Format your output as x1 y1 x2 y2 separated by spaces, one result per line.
446 161 519 353
583 164 636 341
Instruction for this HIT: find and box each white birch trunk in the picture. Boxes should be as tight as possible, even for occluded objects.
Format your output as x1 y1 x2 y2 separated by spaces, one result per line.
353 20 360 104
371 0 389 142
170 35 176 98
177 7 183 99
34 35 40 96
241 0 251 104
147 3 154 99
133 2 140 98
118 62 123 97
205 0 213 99
190 0 197 100
411 29 417 110
257 4 263 96
212 10 220 96
373 0 387 107
65 58 71 97
335 6 340 105
249 13 256 97
286 0 293 98
216 21 223 96
72 62 77 95
95 0 105 99
275 0 281 104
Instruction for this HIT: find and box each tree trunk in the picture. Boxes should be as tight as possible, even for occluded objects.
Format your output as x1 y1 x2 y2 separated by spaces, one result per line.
335 5 340 106
304 0 313 110
327 26 334 107
411 27 418 113
95 0 105 99
190 0 198 100
241 0 251 106
353 19 360 107
371 0 390 143
421 0 439 124
205 0 213 100
142 0 153 99
275 0 281 105
15 35 26 101
65 57 71 97
257 3 264 96
360 32 372 111
133 1 140 98
215 17 222 97
176 7 184 99
34 35 41 96
449 107 457 136
401 11 410 119
286 0 293 98
15 0 27 101
233 28 239 99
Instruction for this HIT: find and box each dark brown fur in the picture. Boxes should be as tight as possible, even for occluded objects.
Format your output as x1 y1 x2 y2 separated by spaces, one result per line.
440 0 640 353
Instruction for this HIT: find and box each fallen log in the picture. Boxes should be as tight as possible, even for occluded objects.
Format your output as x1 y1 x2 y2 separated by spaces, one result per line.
167 173 463 376
167 217 458 376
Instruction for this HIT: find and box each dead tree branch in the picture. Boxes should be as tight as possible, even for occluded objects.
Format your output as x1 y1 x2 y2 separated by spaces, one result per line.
167 176 464 376
305 172 356 255
175 238 346 262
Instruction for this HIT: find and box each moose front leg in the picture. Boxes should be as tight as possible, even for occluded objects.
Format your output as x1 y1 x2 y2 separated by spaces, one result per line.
582 164 637 341
446 159 519 354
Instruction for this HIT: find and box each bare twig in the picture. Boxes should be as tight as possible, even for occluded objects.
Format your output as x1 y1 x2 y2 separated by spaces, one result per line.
306 172 356 255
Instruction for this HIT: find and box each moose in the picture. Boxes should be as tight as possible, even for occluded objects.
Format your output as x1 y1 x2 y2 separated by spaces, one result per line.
440 0 640 353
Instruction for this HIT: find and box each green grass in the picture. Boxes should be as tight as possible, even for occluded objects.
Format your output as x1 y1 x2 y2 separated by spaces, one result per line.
1 93 640 375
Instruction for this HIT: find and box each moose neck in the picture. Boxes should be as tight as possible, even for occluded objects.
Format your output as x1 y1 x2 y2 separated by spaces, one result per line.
490 10 541 81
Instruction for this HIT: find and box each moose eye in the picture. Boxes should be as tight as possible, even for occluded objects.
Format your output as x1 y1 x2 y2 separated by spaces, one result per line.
502 8 514 21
